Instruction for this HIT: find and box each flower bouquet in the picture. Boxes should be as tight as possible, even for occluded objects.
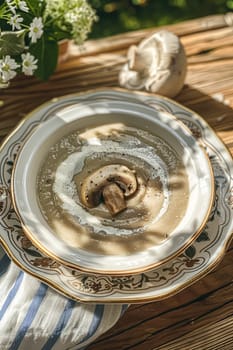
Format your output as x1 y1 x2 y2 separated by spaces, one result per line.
0 0 96 86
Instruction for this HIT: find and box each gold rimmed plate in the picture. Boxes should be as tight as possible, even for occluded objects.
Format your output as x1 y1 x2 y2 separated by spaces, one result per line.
0 89 232 303
11 97 214 275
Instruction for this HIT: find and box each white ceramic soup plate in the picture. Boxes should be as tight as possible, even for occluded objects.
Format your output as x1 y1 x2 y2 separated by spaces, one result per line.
11 99 214 275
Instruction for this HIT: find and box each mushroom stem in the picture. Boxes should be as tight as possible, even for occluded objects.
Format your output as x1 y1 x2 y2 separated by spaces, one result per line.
102 183 126 215
128 45 153 74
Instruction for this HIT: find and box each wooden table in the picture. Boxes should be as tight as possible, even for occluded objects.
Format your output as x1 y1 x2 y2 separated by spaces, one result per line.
1 13 233 350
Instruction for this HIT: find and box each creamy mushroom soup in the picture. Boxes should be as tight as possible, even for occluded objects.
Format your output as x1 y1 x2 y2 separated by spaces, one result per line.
37 121 189 255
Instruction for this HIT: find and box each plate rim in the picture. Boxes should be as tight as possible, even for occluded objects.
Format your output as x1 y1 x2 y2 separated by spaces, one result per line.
10 98 215 275
0 87 232 303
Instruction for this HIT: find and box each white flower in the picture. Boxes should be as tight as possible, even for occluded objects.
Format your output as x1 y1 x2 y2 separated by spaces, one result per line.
28 17 44 43
8 14 23 30
18 1 29 12
21 53 38 76
45 0 97 44
6 0 16 14
0 55 19 83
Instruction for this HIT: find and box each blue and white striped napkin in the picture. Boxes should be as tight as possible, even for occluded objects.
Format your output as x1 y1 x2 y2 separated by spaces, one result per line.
0 250 126 350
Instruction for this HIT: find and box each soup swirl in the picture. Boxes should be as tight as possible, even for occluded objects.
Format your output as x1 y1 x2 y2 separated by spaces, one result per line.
37 122 189 255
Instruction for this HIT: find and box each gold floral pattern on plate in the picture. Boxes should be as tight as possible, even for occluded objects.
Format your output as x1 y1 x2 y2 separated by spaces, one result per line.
0 89 232 303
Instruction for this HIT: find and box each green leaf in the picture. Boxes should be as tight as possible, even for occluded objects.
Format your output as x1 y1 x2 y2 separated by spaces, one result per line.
49 26 72 42
0 3 7 17
0 31 26 57
26 0 45 16
30 35 58 81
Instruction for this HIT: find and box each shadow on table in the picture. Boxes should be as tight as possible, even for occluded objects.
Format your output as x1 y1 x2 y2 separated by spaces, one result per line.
176 85 233 134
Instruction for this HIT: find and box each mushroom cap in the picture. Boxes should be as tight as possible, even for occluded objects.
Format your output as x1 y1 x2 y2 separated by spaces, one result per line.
78 164 137 209
119 30 187 98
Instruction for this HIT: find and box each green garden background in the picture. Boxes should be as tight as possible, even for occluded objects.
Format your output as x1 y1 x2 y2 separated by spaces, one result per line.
89 0 232 38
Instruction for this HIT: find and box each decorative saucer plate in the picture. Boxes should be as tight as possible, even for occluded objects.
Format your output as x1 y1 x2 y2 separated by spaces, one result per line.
0 89 232 303
11 98 214 275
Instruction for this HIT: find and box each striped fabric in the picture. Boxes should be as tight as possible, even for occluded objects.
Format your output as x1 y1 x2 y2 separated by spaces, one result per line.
0 251 126 350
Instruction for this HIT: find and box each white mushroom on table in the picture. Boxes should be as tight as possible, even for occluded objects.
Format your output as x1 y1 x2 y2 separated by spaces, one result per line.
119 30 187 98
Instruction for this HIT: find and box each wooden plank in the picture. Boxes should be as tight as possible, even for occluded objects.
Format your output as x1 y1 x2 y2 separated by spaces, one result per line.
155 316 233 350
69 14 232 57
87 249 233 349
